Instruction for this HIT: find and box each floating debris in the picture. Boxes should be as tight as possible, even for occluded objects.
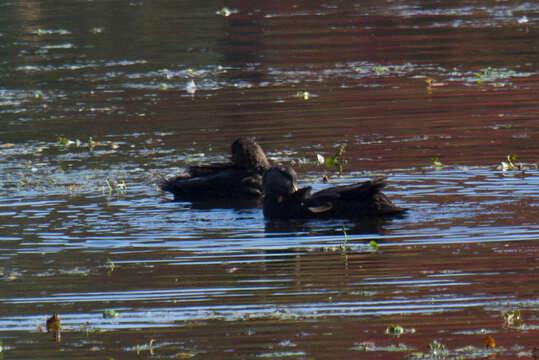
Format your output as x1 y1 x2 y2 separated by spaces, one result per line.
46 314 61 342
517 16 528 24
186 80 197 95
431 157 443 169
484 335 496 348
103 309 119 319
296 90 310 100
385 324 416 338
216 7 238 17
499 154 518 171
46 314 60 332
503 309 521 327
90 27 104 34
104 258 115 276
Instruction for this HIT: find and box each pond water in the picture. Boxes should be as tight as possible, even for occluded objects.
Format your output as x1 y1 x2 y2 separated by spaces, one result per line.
0 0 538 359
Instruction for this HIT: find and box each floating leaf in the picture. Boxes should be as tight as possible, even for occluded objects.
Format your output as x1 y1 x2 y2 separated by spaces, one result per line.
46 314 61 332
503 309 521 326
385 324 404 337
57 136 70 146
103 309 119 319
296 91 310 100
216 7 238 16
88 136 96 151
500 154 517 171
431 157 443 168
369 240 379 251
176 352 195 359
484 335 496 348
104 258 115 276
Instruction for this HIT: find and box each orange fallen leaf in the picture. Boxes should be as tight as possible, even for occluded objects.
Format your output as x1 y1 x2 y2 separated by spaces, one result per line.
484 335 496 348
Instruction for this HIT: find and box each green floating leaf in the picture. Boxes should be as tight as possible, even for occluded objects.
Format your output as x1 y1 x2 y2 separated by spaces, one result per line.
57 136 70 146
104 258 115 275
385 324 404 336
369 240 379 251
317 144 347 173
103 309 119 319
216 7 238 16
431 157 443 168
88 136 96 151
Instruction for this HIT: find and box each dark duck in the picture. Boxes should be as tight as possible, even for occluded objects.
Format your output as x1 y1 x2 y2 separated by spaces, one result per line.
262 166 407 220
160 138 271 201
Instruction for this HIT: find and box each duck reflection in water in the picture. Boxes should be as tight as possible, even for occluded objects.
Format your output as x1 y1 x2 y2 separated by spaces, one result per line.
262 166 407 220
160 137 271 205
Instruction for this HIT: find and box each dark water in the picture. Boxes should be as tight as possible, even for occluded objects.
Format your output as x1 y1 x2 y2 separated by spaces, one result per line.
1 0 538 359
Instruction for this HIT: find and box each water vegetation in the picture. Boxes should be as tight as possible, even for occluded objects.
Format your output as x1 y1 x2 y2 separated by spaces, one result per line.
104 258 115 276
503 309 521 327
316 144 347 173
431 157 443 169
216 7 238 17
385 324 415 337
102 309 119 319
351 341 412 352
131 339 156 355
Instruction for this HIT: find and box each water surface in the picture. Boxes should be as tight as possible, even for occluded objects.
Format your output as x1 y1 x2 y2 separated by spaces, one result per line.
0 0 538 359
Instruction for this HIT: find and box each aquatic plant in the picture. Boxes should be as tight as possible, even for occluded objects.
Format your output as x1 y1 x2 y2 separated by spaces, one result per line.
133 339 156 355
503 309 521 327
45 314 62 342
340 227 348 252
176 352 196 359
88 136 96 151
428 340 449 358
386 324 415 338
103 179 127 195
216 7 238 16
317 144 346 173
103 309 119 319
57 136 78 148
104 258 115 276
296 90 310 100
431 157 443 169
79 323 103 336
500 154 517 171
350 342 412 352
46 314 60 332
385 324 404 336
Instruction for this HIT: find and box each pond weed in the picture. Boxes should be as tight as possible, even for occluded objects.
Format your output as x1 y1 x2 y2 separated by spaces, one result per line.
503 309 521 327
103 310 119 319
317 144 346 174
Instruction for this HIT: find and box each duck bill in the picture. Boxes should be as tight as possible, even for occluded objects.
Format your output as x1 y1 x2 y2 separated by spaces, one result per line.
292 183 298 192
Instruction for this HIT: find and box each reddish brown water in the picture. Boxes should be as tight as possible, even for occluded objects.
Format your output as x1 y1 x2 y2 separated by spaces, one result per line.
0 0 538 359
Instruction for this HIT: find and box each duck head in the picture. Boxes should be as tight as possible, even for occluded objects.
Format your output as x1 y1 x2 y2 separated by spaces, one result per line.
262 166 298 197
231 137 271 172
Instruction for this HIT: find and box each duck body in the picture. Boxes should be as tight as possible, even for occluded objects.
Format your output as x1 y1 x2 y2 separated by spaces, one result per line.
160 138 270 201
262 166 407 220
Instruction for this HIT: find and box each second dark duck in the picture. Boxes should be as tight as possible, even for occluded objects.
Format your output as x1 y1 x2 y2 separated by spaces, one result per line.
262 166 407 220
160 137 271 201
